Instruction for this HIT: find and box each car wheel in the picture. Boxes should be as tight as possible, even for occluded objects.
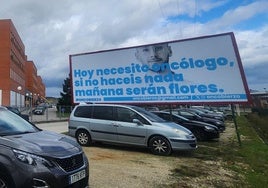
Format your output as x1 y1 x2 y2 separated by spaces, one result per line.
76 130 91 146
149 136 172 156
193 130 206 141
226 114 233 121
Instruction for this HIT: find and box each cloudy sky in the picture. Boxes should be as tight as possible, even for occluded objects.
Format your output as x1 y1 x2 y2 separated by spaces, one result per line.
1 0 268 97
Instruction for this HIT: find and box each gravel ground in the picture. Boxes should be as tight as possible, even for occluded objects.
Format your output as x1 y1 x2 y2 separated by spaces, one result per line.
84 145 176 188
83 122 239 188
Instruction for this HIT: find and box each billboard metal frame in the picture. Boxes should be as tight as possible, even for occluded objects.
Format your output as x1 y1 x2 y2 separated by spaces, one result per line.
69 32 251 105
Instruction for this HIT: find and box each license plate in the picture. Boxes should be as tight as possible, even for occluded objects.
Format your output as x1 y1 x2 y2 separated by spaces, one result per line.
69 169 86 184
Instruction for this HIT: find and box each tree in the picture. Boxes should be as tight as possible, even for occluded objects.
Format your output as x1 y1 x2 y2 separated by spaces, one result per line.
57 75 72 111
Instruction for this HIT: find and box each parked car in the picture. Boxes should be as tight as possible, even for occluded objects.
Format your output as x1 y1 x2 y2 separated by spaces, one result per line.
152 111 220 141
145 106 160 111
38 103 50 108
187 108 225 122
33 106 46 115
68 104 197 156
166 108 226 132
5 106 29 121
193 106 233 120
0 106 89 187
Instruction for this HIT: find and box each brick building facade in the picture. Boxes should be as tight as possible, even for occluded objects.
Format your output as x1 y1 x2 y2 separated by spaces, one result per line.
0 19 45 107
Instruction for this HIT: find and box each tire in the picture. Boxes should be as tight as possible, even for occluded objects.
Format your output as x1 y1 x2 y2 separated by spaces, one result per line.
76 129 91 146
192 130 206 141
226 114 233 121
149 136 172 156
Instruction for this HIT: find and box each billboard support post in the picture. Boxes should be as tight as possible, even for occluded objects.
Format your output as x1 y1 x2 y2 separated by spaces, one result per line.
231 104 241 146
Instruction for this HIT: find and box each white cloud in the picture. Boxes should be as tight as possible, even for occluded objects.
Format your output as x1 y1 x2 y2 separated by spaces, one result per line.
236 26 268 67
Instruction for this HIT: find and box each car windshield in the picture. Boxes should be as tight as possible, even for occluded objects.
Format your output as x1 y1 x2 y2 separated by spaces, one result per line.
175 114 190 121
189 109 205 115
0 108 39 136
131 106 167 122
6 106 21 114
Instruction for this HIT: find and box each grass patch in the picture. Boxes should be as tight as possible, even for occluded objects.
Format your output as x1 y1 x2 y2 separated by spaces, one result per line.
236 115 268 187
247 113 268 144
169 114 268 187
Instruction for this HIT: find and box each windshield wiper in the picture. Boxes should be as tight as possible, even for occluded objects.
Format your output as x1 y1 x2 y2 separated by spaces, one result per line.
11 131 37 135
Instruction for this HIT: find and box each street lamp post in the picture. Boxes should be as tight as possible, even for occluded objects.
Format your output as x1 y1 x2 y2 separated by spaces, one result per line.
17 86 22 110
26 92 33 121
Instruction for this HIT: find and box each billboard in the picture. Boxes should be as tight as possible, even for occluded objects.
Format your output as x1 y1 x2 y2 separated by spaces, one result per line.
70 32 250 104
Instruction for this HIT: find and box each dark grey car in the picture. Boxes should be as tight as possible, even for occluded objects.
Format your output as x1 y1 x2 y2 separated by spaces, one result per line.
152 111 220 141
167 108 226 132
0 106 89 188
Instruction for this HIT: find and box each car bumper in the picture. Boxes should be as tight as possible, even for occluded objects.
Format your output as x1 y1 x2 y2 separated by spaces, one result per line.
169 138 197 150
68 127 76 137
204 129 220 140
10 157 89 188
34 111 43 115
217 124 226 132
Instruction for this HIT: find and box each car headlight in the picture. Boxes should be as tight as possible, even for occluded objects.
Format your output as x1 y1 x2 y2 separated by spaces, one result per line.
173 128 193 138
174 128 186 135
204 126 214 130
13 149 54 167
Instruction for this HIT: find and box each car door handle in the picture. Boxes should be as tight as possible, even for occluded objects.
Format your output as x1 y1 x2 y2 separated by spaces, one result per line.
112 123 120 127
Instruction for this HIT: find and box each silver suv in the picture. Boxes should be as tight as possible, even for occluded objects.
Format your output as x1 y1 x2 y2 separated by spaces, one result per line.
68 104 197 156
0 106 89 187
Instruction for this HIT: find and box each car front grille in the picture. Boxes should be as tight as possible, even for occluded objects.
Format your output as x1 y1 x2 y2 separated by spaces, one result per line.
54 153 84 172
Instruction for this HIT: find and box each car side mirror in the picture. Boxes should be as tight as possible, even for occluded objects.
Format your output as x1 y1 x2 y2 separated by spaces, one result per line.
133 119 143 125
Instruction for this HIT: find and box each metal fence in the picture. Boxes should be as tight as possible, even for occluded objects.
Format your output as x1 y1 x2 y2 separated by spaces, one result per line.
21 106 73 123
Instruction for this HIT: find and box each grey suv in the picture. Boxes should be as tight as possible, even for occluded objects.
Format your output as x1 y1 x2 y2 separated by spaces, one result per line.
68 104 197 156
0 106 89 187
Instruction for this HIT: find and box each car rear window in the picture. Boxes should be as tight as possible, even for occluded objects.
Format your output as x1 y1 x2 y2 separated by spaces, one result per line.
74 106 93 118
